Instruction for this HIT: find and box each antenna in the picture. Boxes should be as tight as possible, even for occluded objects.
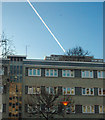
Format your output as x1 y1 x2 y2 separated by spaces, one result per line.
26 45 30 58
26 45 27 57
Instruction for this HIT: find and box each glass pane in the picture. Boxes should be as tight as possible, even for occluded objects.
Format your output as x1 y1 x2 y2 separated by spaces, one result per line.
90 71 93 78
50 70 53 76
33 69 36 76
90 88 93 95
50 87 54 94
87 88 89 95
71 88 74 95
83 106 86 113
82 71 85 77
100 106 103 113
29 69 32 76
37 69 40 75
33 87 36 94
87 106 90 113
67 70 70 77
71 70 74 77
46 69 49 76
67 88 70 94
103 89 105 95
83 88 85 95
71 106 75 113
28 87 32 94
98 71 101 78
46 87 49 94
103 106 105 113
37 87 40 93
54 70 57 76
99 88 102 95
63 87 66 95
86 71 89 77
63 70 66 77
91 106 94 113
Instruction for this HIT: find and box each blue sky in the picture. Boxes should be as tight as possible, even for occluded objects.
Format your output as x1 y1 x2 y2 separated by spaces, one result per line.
2 2 103 59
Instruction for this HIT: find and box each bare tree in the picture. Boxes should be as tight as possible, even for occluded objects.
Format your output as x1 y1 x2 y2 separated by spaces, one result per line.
25 92 74 120
0 32 16 58
66 46 90 57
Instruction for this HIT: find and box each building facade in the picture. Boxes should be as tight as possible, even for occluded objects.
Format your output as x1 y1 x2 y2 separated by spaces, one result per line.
0 55 105 119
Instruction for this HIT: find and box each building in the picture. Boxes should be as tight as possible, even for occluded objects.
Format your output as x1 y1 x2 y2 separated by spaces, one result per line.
0 55 105 119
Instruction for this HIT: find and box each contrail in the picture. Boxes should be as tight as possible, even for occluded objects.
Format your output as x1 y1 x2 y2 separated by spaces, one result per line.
27 0 66 53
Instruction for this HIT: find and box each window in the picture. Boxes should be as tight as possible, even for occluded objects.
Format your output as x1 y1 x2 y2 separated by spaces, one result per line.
98 88 105 96
28 68 41 76
63 87 75 95
82 88 94 95
45 69 58 77
62 70 74 77
99 106 105 113
0 68 4 75
45 87 58 95
66 105 75 113
28 104 37 113
82 106 94 113
0 86 3 93
0 104 2 112
97 71 105 78
28 86 41 94
81 71 93 78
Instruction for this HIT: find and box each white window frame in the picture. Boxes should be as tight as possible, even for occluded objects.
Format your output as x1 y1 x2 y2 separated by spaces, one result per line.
99 105 105 113
28 68 41 76
63 87 75 95
45 87 57 95
62 69 74 77
98 88 103 96
82 105 94 113
97 71 105 78
82 88 94 95
98 88 105 96
81 70 93 78
45 69 58 77
28 86 41 94
66 105 75 113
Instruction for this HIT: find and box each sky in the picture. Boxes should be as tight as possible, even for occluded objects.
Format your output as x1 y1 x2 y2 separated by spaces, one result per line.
2 2 103 59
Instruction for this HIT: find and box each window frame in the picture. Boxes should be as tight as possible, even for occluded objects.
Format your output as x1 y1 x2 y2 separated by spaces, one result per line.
97 71 105 78
82 105 94 113
99 105 105 113
28 68 41 77
81 70 93 78
45 69 58 77
28 86 41 94
62 69 74 77
66 105 75 113
62 87 75 95
82 88 94 96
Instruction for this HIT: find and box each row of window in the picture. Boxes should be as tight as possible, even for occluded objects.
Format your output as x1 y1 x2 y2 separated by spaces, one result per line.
1 104 105 114
83 105 105 113
26 105 105 114
27 86 105 96
28 68 105 78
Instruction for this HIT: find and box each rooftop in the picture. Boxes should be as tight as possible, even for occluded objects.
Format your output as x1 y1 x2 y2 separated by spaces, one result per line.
45 55 104 63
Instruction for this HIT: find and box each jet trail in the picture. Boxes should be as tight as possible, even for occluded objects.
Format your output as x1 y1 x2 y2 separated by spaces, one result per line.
27 0 66 53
